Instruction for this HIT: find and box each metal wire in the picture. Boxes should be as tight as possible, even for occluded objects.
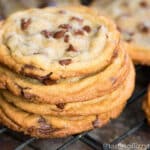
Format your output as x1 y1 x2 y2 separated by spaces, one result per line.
0 127 7 134
126 87 147 106
15 138 36 150
57 132 87 150
80 134 103 150
110 119 146 145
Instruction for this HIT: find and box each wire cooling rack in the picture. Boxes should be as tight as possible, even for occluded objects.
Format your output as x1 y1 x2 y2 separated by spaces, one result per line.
0 65 149 150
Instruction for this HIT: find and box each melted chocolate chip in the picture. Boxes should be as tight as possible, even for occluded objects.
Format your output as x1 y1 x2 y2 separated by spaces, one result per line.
58 10 66 14
21 18 31 30
59 59 72 65
139 1 148 7
37 116 54 135
53 30 66 39
137 23 149 33
38 117 51 129
38 116 46 124
81 0 94 6
70 17 83 23
23 92 33 99
112 50 118 59
110 77 117 85
27 126 34 133
64 35 69 43
92 116 101 128
59 24 72 30
56 103 65 109
125 38 132 43
42 79 56 85
37 128 53 135
15 83 33 100
117 26 121 32
41 30 52 38
74 30 84 36
67 44 77 52
83 25 91 33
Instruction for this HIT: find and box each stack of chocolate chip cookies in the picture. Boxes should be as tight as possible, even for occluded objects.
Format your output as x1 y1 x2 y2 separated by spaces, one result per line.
0 6 135 138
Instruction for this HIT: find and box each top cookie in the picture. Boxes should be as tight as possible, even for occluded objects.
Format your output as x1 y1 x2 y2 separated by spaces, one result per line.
91 0 150 65
0 6 119 80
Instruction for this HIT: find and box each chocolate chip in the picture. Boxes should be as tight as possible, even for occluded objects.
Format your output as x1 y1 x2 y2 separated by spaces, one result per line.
83 25 91 33
125 38 132 43
15 84 34 100
58 10 66 14
70 17 83 23
38 116 46 124
117 26 121 32
59 59 72 65
137 23 149 33
23 92 33 99
41 30 52 38
95 25 101 34
92 116 101 128
38 117 50 128
110 77 117 85
27 126 34 133
37 128 52 135
53 30 66 39
42 79 56 85
38 2 48 8
37 116 54 135
56 103 65 109
21 18 31 30
64 35 69 43
139 1 148 7
112 50 118 59
67 44 77 52
74 30 84 35
58 24 72 30
81 0 94 6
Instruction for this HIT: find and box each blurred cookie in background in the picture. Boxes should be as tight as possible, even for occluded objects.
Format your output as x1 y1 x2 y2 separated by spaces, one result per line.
91 0 150 65
0 0 81 18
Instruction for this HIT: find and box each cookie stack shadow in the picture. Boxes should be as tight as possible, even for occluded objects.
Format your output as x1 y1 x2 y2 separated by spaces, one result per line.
0 7 135 138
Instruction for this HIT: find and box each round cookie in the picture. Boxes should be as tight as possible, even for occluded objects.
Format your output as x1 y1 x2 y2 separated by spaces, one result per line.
91 0 150 65
1 60 135 116
0 6 119 80
0 44 130 104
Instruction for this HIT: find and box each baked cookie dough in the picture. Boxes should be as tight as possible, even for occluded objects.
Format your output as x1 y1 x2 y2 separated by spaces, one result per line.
0 7 119 80
0 44 129 104
0 61 135 116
